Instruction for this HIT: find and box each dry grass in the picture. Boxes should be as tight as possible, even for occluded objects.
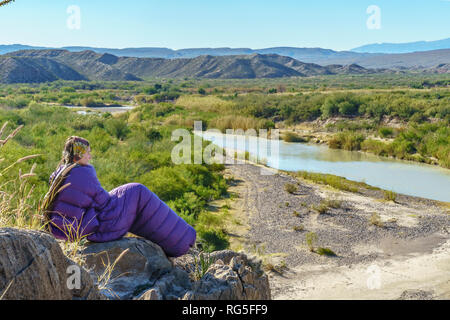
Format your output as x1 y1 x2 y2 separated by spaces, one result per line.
0 122 43 230
263 260 287 274
0 279 14 300
95 248 130 298
162 114 195 127
312 202 329 214
284 183 298 194
369 212 384 227
175 95 236 113
209 115 272 132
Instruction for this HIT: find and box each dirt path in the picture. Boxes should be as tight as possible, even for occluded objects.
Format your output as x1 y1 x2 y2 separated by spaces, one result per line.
223 161 450 300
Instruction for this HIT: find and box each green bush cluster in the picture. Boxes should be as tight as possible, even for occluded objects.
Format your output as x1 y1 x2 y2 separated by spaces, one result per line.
327 121 450 168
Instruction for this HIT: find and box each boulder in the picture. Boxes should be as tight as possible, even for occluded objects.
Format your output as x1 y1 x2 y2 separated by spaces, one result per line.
178 250 271 300
0 228 102 300
0 229 271 300
81 237 190 300
397 289 435 300
82 238 271 300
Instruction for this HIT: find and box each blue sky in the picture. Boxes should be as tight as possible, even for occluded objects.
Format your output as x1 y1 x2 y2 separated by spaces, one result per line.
0 0 449 51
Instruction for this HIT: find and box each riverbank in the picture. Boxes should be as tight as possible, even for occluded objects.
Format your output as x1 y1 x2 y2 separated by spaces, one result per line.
221 160 450 299
277 118 447 169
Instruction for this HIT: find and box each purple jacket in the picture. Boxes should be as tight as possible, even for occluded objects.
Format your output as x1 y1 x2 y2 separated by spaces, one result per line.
48 164 196 257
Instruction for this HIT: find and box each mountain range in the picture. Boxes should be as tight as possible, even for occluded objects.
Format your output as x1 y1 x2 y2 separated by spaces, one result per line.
351 38 450 54
0 49 387 83
0 45 376 65
1 38 450 69
0 47 448 84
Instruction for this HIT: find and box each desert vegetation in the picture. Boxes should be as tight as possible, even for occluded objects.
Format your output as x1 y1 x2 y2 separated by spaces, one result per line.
0 89 233 251
0 73 448 255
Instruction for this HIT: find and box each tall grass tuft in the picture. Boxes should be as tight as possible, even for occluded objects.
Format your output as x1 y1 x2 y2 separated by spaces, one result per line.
305 232 318 252
0 122 42 230
383 190 397 202
95 248 130 299
284 183 298 194
191 251 216 281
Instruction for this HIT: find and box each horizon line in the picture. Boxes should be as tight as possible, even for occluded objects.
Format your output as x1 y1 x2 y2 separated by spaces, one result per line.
1 36 449 53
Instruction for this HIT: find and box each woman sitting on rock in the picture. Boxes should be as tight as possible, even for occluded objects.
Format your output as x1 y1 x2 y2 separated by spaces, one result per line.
44 136 196 257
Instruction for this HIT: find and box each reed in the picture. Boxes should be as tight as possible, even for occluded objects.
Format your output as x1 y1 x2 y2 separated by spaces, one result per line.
0 122 42 230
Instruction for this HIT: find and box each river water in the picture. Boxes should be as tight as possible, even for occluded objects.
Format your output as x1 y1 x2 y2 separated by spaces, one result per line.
199 131 450 202
64 105 134 115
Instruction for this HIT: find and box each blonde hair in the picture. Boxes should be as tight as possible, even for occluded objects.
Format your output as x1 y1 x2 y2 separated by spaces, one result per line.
56 136 90 168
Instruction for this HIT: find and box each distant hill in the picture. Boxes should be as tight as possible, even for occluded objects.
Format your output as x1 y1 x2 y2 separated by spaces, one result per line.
1 44 449 69
1 49 381 84
352 38 450 54
333 49 450 69
0 44 374 65
428 63 450 74
0 44 47 55
0 55 86 83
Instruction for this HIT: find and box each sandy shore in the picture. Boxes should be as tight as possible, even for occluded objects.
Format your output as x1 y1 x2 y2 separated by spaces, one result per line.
222 161 450 300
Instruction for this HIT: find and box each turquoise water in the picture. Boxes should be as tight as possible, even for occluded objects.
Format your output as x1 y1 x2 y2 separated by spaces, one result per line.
199 131 450 202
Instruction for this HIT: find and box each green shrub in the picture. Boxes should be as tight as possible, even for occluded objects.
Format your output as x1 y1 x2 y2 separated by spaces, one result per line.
361 139 389 156
284 183 298 194
197 229 229 252
80 97 103 107
328 131 365 151
383 190 397 202
61 87 76 93
378 127 394 138
305 232 318 252
282 132 307 143
316 247 336 256
192 251 215 280
312 202 329 214
104 119 130 140
321 93 360 118
322 198 342 209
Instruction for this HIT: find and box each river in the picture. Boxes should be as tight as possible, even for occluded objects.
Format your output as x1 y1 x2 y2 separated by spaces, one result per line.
199 131 450 202
64 105 134 115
